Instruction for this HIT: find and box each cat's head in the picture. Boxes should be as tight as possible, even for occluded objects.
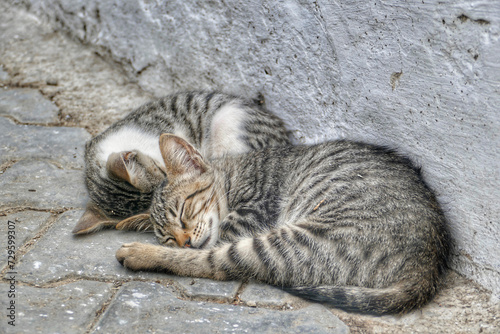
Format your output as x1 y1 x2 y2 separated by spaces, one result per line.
72 149 167 235
116 134 223 249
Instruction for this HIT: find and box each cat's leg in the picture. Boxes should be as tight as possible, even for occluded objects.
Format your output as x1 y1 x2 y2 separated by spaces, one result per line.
116 223 320 285
115 224 439 315
116 242 230 280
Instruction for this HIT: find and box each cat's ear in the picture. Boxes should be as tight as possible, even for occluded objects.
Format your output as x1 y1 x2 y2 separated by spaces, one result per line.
106 152 133 184
159 133 208 177
106 151 165 193
72 202 119 235
115 214 153 232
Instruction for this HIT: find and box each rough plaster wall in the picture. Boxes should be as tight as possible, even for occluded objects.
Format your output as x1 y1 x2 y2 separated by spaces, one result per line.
14 0 500 296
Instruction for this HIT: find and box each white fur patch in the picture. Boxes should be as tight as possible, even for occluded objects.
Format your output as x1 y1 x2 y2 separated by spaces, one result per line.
172 127 190 143
209 103 249 157
97 126 165 173
237 238 262 268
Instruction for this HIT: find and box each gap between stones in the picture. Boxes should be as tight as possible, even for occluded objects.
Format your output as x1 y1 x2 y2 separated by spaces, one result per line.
0 207 73 277
0 156 84 172
232 280 250 305
0 159 18 174
85 280 123 334
0 206 72 217
10 273 243 307
0 79 77 128
5 272 306 314
1 79 62 104
0 113 63 128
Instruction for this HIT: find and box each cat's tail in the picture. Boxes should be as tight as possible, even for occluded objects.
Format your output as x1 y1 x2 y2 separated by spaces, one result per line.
283 278 437 315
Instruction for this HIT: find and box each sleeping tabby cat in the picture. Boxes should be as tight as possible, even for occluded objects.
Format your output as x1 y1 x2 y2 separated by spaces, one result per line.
115 134 449 315
73 91 290 234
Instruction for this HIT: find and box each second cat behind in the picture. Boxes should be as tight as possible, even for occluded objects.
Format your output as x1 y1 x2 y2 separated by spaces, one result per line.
73 91 290 235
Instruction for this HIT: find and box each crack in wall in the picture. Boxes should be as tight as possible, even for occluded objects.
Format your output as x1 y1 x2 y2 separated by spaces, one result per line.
457 14 490 25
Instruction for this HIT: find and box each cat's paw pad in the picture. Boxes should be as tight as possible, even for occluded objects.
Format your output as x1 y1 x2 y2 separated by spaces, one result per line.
116 242 161 271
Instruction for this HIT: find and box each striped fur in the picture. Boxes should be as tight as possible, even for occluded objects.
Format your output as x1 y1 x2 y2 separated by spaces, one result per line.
116 136 449 315
74 91 290 234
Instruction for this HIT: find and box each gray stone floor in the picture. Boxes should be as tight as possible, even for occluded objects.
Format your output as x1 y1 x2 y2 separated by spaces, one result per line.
0 74 348 334
0 68 347 333
0 3 498 334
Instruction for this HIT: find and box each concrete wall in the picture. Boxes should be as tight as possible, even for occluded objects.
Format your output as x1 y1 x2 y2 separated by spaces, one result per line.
15 0 500 296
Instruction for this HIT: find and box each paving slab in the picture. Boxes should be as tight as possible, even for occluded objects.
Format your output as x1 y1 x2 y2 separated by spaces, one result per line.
0 66 9 81
13 210 160 284
0 280 113 334
0 160 88 211
13 210 246 301
0 88 59 124
94 281 349 334
239 281 303 308
174 277 241 302
0 116 89 168
0 211 52 269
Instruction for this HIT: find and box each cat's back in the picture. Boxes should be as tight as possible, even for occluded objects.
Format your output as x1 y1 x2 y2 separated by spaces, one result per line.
233 140 447 290
224 140 445 238
85 92 234 163
284 140 424 193
279 141 442 221
87 91 289 165
228 140 422 189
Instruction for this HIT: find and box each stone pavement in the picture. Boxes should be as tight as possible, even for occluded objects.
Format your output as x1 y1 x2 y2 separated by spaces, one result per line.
0 80 348 333
0 80 348 334
1 3 499 334
0 4 349 333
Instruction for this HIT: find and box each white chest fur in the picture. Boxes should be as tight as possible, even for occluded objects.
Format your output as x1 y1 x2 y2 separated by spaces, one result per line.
96 126 166 170
209 102 249 157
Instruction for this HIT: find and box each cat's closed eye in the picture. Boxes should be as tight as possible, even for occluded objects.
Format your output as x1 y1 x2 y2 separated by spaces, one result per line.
163 237 177 247
155 227 177 247
179 204 188 229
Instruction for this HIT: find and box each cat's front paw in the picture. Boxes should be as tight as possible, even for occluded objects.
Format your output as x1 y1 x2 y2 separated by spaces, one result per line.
116 242 164 271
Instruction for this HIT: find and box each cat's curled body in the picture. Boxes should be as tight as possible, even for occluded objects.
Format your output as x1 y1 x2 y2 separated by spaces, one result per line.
74 91 290 234
116 134 449 315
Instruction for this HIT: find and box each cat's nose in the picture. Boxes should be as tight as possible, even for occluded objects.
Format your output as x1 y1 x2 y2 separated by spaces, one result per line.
173 231 192 248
